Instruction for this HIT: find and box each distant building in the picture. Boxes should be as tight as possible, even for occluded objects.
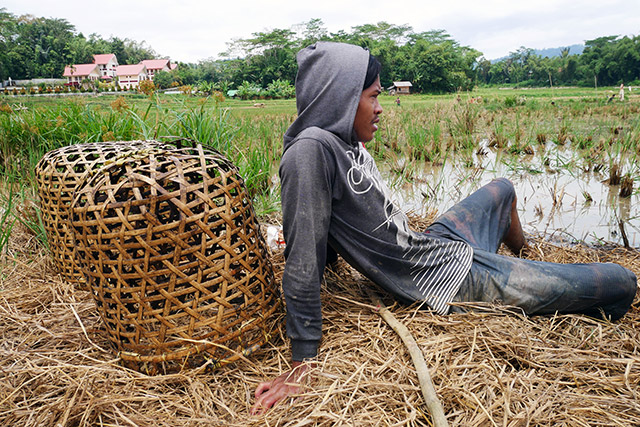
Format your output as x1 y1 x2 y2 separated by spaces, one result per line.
116 64 148 89
140 59 172 81
63 64 100 86
388 81 412 95
93 54 119 79
63 54 174 89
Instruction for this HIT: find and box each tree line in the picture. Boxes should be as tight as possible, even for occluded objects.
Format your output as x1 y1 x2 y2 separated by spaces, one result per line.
1 9 638 93
166 20 481 94
476 36 640 88
0 8 155 80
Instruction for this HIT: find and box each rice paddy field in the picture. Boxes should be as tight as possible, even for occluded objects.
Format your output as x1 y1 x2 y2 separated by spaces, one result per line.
1 86 639 426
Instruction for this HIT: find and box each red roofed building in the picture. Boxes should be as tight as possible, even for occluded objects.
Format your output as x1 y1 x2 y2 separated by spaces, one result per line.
63 64 100 86
116 64 148 89
140 59 172 81
63 54 175 90
93 54 119 79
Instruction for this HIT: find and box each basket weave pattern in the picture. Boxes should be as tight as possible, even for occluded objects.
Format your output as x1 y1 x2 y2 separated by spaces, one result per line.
35 140 171 286
70 145 280 373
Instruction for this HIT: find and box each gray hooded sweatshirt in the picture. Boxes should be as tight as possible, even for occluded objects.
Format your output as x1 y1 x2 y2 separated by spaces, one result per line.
280 42 473 361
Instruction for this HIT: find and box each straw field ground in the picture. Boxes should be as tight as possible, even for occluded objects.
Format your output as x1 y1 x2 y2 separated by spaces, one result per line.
1 87 639 426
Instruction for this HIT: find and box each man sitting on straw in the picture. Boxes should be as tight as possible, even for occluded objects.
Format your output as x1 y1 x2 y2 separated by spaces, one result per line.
251 42 638 414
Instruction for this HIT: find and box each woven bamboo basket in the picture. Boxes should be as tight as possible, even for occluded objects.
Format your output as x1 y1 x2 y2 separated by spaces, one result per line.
70 144 281 373
35 140 172 287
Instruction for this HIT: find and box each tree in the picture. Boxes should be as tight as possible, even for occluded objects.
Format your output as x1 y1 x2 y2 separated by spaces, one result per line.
475 57 492 85
504 47 535 84
402 30 479 92
197 80 215 96
236 80 262 100
115 37 156 64
580 36 619 86
153 70 175 89
66 34 93 65
0 8 158 79
0 8 19 80
351 22 413 44
295 18 328 46
266 79 295 99
225 27 298 87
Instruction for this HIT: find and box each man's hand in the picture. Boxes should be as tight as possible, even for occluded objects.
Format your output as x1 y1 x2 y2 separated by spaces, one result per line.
250 361 314 415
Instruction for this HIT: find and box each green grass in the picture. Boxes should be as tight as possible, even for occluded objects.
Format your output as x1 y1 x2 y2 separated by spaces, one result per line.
0 185 17 257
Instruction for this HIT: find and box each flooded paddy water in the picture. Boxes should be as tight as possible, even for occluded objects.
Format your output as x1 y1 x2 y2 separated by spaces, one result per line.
382 139 639 248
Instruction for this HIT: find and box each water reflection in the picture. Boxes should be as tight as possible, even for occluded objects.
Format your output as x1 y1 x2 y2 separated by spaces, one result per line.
380 142 639 248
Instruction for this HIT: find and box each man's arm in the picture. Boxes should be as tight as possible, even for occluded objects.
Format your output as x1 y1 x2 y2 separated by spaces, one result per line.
252 139 334 412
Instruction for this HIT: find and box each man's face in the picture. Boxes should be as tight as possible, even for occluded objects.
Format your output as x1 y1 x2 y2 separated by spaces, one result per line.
353 76 383 142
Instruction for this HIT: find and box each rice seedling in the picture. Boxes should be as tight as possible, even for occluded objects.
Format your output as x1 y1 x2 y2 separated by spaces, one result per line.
372 108 401 158
506 117 536 156
619 175 633 198
425 120 445 161
405 120 430 161
573 133 594 150
475 144 487 156
512 111 523 145
507 142 534 156
534 202 544 218
556 122 569 145
503 95 526 108
488 120 508 149
549 180 565 208
461 153 474 168
452 101 479 137
386 152 417 186
608 163 621 185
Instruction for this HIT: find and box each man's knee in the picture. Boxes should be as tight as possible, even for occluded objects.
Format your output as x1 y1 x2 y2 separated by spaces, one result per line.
492 177 515 194
622 268 638 300
488 177 516 206
603 266 637 321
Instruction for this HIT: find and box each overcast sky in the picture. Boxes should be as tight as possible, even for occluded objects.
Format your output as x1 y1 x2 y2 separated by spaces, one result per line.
3 0 639 63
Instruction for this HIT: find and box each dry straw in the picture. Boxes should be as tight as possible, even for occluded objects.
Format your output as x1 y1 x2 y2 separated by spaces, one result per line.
35 140 174 287
1 210 639 426
69 144 281 374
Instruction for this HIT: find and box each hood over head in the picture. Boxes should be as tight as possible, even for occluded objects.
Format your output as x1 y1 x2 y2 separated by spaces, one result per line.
283 42 369 153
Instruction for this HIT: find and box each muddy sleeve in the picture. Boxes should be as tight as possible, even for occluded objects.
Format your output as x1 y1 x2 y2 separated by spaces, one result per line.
279 139 335 361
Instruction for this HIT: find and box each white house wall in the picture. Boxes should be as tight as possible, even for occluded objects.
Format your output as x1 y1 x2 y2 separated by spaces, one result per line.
118 73 148 89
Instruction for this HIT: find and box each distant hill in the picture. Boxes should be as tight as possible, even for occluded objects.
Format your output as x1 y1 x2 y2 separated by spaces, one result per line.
491 44 585 62
534 44 585 58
